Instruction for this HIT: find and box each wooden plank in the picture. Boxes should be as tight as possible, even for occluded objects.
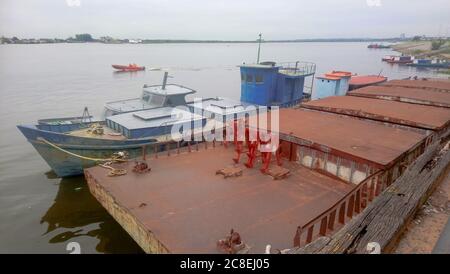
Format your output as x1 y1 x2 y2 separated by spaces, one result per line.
288 141 450 254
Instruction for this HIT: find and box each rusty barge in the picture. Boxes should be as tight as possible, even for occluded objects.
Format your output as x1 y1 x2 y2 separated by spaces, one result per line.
84 78 450 253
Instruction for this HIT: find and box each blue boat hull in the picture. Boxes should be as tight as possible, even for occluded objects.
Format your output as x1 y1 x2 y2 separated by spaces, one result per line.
17 124 159 177
407 63 450 69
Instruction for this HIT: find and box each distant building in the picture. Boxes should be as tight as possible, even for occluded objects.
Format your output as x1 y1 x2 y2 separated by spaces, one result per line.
128 39 143 44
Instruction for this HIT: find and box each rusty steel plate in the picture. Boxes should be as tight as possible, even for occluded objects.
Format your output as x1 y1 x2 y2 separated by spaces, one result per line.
381 79 450 91
302 96 450 131
348 85 450 108
258 108 428 167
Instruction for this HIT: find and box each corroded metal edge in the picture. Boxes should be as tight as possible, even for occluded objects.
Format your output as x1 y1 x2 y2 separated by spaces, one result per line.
288 140 450 254
85 170 170 254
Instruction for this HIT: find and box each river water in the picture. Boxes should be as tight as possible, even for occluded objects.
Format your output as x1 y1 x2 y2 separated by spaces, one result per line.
0 42 447 253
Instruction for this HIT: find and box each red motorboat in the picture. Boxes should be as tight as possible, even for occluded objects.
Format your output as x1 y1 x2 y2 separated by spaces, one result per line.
112 64 145 72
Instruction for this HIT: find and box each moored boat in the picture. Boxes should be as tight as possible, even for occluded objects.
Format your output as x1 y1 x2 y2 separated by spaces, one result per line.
112 64 145 71
407 58 450 69
386 55 413 64
17 73 208 177
368 43 391 49
382 55 397 62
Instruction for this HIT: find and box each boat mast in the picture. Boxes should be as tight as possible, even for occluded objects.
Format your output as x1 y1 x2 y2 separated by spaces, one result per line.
257 33 262 64
162 71 169 90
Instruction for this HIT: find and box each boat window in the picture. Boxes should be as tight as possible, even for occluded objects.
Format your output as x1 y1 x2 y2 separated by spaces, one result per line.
255 75 263 84
241 73 245 81
246 74 253 83
142 92 150 102
149 94 166 106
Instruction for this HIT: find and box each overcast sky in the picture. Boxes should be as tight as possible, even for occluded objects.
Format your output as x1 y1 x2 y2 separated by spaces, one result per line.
1 0 449 40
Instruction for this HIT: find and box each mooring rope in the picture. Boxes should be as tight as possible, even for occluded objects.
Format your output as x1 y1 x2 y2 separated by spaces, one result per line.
99 163 128 176
38 137 128 163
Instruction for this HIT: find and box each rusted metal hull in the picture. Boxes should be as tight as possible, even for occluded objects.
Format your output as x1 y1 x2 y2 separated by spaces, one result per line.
348 85 450 108
85 143 352 253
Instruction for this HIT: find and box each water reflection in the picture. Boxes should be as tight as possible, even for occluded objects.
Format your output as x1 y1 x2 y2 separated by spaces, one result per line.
112 70 146 79
40 174 143 253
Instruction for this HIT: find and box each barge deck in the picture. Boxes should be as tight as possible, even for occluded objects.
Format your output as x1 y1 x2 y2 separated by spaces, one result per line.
348 85 450 108
85 143 352 253
302 96 450 131
381 79 450 92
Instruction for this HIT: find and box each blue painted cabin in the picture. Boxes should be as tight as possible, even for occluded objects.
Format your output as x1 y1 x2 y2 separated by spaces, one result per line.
311 71 352 100
313 76 341 100
239 61 315 107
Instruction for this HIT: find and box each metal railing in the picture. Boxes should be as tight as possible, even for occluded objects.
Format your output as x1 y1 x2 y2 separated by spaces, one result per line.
139 139 225 160
293 170 387 248
278 61 316 76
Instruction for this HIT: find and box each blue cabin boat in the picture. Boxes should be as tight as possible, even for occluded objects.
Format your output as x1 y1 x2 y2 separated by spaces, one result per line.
17 72 209 177
38 76 196 127
239 61 316 107
408 59 450 69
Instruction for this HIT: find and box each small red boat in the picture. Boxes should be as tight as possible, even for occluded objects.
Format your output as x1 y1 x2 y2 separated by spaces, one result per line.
112 64 145 72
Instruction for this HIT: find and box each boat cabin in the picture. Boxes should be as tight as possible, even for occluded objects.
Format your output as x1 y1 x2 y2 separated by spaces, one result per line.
239 61 316 107
106 107 206 139
103 84 196 117
188 97 258 123
311 71 352 100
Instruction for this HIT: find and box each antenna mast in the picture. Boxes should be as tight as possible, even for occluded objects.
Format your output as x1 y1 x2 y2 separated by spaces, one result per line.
257 33 262 64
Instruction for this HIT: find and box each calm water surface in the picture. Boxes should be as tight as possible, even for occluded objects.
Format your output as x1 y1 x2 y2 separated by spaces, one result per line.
0 42 447 253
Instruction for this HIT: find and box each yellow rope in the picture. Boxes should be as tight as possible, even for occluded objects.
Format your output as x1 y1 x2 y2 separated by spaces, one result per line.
99 163 128 176
38 137 127 163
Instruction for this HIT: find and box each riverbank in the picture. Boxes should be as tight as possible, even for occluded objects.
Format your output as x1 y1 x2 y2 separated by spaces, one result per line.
392 41 450 61
393 170 450 253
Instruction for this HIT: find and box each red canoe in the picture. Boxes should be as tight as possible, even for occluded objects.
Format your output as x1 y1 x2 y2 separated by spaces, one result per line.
349 75 388 90
112 64 145 72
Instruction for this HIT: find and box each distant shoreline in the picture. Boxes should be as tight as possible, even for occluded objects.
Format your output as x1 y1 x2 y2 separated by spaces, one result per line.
1 37 409 45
